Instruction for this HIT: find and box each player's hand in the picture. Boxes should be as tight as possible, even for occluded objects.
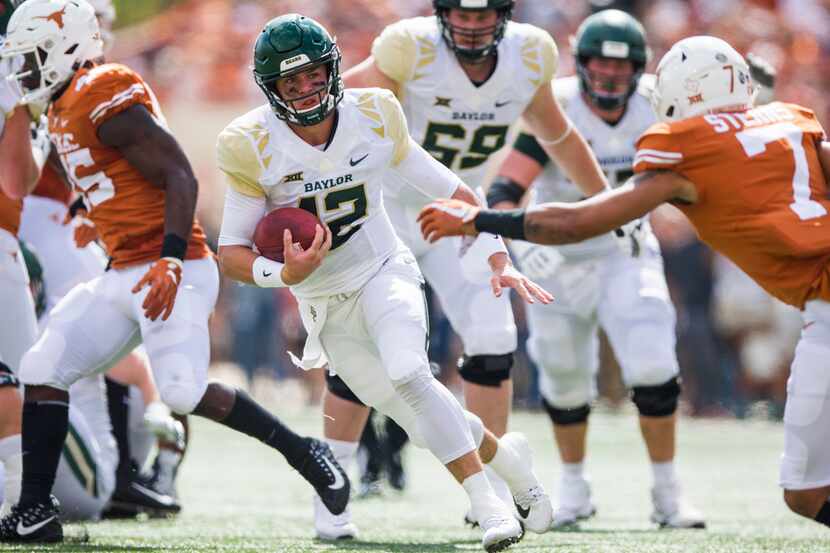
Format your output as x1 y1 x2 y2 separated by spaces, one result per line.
281 224 332 285
62 206 99 248
418 199 480 242
131 257 183 321
613 218 646 258
489 255 554 305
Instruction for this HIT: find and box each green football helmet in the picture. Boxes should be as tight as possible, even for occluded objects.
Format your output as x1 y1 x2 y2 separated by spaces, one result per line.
0 0 24 36
573 9 650 111
433 0 514 63
252 13 343 127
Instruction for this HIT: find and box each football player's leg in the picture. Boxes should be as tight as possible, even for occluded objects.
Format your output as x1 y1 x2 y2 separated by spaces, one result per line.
52 400 116 521
139 258 349 514
598 254 702 529
418 239 517 437
0 234 38 514
5 275 140 542
780 300 830 526
360 256 521 544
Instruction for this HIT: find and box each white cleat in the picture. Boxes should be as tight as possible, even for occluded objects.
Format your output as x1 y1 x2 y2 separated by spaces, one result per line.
479 512 523 553
313 495 359 540
499 432 554 533
553 475 596 529
650 483 706 529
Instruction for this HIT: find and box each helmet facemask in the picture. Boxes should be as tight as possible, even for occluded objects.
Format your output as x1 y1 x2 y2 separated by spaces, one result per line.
576 55 644 111
436 6 512 63
255 45 343 127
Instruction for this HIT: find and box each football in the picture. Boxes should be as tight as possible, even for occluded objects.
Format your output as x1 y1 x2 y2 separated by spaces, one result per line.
253 207 322 263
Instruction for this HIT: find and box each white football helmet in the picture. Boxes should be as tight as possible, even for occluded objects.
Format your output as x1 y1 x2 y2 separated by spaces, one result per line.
651 35 753 123
85 0 114 51
1 0 102 105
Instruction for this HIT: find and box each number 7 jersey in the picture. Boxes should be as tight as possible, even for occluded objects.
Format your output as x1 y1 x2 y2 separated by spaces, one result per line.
634 101 830 308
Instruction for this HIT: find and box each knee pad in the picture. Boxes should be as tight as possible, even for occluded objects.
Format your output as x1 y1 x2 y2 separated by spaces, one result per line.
326 372 366 407
457 353 513 387
631 376 681 417
0 362 19 388
159 383 201 415
463 410 484 448
542 398 591 426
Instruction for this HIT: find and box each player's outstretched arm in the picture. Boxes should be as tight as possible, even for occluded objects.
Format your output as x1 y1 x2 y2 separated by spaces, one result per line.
419 171 695 245
0 108 40 199
342 56 400 97
521 82 608 197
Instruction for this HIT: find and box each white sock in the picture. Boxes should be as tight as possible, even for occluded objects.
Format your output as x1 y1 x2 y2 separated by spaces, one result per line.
0 435 22 515
651 461 677 488
487 439 536 493
325 438 358 472
562 462 584 480
484 464 513 505
462 470 500 518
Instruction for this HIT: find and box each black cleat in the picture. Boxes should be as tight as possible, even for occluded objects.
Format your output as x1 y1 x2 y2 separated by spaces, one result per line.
103 477 181 519
296 439 350 515
0 496 63 543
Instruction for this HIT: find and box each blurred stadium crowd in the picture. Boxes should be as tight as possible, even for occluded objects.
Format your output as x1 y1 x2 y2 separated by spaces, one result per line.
105 0 830 418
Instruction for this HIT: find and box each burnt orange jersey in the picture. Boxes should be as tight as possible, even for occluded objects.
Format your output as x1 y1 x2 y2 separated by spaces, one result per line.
32 164 71 205
47 63 210 269
0 192 22 237
634 102 830 309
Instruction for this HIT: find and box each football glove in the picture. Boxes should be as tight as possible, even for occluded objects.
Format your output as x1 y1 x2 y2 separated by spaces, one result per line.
30 116 52 171
132 257 183 322
613 219 647 258
508 240 563 281
0 57 22 116
62 200 99 248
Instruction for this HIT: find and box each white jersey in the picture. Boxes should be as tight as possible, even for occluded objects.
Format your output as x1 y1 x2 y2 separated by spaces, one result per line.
372 16 558 202
217 88 455 299
529 75 657 260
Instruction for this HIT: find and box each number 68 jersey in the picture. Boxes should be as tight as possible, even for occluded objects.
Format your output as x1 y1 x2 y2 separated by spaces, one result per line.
372 16 558 195
634 101 830 309
217 88 443 299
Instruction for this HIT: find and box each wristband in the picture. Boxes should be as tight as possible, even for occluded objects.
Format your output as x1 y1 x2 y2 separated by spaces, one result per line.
474 209 527 241
252 256 287 288
486 176 526 207
161 233 188 260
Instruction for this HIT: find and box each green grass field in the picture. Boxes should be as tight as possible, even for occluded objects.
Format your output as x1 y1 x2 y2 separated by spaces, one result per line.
7 402 828 553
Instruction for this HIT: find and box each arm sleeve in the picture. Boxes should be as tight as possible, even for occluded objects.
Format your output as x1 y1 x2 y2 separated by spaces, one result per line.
218 185 267 248
371 20 417 84
513 131 550 167
390 138 463 199
216 124 266 198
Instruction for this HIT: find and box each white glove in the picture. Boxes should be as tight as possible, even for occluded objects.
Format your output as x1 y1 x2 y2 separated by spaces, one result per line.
613 219 647 257
30 116 52 171
144 401 186 449
508 239 563 281
0 56 23 117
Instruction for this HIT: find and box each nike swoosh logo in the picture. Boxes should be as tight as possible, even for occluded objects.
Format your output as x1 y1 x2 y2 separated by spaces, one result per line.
263 271 272 277
495 100 511 108
17 516 55 536
514 500 531 520
349 153 369 167
323 456 345 490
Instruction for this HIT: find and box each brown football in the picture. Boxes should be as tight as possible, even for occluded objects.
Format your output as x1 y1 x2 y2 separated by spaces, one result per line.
253 207 322 263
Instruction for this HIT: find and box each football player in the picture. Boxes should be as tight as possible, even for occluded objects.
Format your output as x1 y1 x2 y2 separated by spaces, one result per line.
217 14 553 551
0 0 39 519
420 35 830 530
0 0 350 543
329 0 609 534
488 10 704 529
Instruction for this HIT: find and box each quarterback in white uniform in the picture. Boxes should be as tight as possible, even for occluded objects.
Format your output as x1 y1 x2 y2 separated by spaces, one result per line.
217 14 553 551
336 0 610 531
490 10 704 529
